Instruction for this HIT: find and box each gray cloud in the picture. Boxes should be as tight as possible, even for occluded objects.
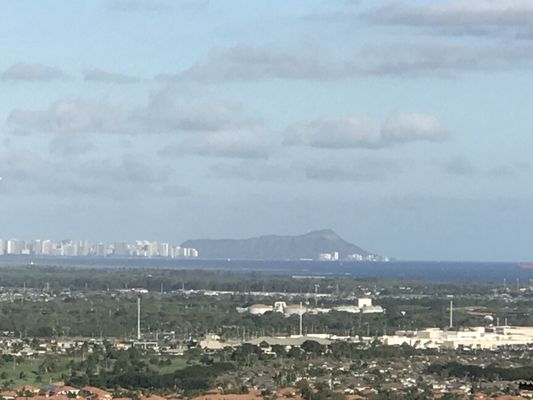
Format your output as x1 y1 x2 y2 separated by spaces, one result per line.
1 63 66 81
7 90 258 135
0 151 175 198
305 158 398 182
359 42 533 76
442 156 477 176
285 112 446 149
442 157 530 177
83 68 139 84
161 40 533 83
364 1 533 36
160 39 533 83
208 161 292 181
156 45 349 83
487 162 530 177
79 154 168 185
49 135 97 157
158 184 190 197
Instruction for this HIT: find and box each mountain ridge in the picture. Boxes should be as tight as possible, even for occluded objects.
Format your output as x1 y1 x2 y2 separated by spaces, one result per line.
181 229 382 261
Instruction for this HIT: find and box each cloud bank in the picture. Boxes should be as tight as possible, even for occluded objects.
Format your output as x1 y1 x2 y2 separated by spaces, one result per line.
1 63 66 81
7 90 259 136
365 0 533 35
285 112 446 149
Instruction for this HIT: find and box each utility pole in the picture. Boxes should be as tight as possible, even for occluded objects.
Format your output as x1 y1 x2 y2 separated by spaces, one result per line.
449 300 453 329
299 302 303 336
137 296 141 340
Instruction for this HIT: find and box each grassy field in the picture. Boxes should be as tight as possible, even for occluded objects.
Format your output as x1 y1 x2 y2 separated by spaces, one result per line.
0 357 73 387
153 357 188 374
0 355 189 389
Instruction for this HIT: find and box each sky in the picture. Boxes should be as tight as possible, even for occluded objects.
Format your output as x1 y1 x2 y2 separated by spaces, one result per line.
1 0 533 261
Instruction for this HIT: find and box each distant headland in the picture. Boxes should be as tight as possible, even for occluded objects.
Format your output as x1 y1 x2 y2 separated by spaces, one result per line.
181 229 388 261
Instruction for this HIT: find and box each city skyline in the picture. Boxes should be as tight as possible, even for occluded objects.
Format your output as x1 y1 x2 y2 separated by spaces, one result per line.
1 1 533 261
0 237 198 258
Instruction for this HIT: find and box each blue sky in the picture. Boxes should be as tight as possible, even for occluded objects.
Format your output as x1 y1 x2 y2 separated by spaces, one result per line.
1 0 533 261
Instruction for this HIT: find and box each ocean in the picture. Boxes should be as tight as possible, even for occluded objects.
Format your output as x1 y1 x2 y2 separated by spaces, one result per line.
0 256 531 283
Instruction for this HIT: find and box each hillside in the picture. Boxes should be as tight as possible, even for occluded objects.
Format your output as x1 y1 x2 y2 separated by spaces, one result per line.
181 229 380 261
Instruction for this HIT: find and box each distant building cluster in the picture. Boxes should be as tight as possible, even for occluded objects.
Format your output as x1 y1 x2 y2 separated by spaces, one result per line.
0 238 198 258
237 297 384 316
346 253 389 262
318 251 339 261
318 251 389 262
383 326 533 350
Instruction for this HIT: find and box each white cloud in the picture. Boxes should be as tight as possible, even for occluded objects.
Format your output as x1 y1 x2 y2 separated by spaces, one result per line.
285 117 381 149
141 88 258 133
160 129 272 159
1 63 66 81
382 112 446 143
7 90 259 135
7 99 135 134
285 112 446 149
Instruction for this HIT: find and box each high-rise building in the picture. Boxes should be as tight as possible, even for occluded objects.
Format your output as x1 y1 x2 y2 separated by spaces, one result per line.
158 242 169 257
32 239 42 255
95 243 107 257
61 241 78 257
77 240 90 256
113 242 129 257
19 240 30 254
41 240 53 256
0 237 197 259
6 239 19 255
171 246 181 258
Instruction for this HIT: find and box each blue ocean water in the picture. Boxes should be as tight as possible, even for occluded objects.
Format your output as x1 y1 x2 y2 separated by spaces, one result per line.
1 256 532 283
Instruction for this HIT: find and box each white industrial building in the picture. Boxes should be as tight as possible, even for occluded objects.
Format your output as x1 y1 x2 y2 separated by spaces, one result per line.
382 326 533 350
240 298 383 316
